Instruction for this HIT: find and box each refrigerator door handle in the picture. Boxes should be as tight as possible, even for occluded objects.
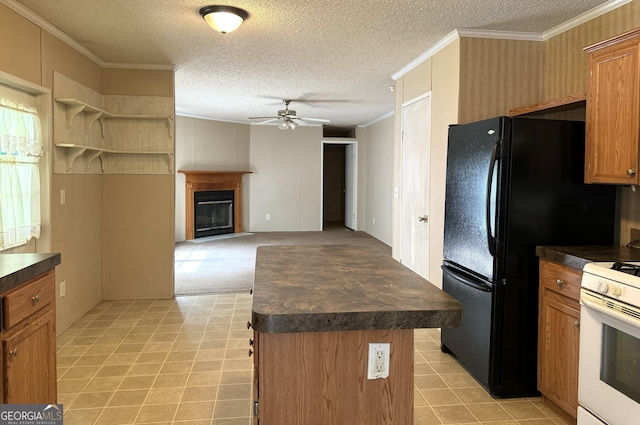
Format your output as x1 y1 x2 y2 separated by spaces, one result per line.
442 265 492 292
485 140 499 258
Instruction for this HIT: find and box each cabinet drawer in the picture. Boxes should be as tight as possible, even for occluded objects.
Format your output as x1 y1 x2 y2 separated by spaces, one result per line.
3 271 54 329
540 260 582 301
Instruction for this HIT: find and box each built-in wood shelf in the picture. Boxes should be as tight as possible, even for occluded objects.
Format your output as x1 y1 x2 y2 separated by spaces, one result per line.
508 92 587 117
56 143 173 172
55 98 174 139
178 171 252 240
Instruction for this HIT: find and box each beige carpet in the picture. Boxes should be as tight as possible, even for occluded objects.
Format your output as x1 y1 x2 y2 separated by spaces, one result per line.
174 226 391 295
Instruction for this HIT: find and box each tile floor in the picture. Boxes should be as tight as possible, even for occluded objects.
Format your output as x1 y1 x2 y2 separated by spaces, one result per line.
57 294 564 425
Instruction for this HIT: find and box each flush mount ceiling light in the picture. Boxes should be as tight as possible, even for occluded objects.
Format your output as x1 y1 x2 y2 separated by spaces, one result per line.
199 5 249 34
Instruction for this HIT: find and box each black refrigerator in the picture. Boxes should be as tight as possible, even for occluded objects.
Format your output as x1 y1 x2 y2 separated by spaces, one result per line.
441 116 616 398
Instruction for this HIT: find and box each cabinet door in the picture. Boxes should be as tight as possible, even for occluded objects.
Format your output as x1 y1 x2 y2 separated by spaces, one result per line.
253 331 259 425
538 289 580 417
585 38 640 184
3 308 56 404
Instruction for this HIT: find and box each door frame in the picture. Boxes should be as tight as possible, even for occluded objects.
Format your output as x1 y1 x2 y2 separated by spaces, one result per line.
320 139 358 230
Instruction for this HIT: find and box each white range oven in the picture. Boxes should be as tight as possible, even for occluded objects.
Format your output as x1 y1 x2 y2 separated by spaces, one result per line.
579 261 640 425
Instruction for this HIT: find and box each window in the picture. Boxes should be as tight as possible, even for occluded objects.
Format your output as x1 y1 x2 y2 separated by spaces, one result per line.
0 98 43 250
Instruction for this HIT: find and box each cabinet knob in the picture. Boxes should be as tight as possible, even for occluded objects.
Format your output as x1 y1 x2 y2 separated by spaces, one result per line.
418 215 428 223
249 339 254 346
574 320 580 328
9 349 18 357
248 349 253 357
249 288 253 295
247 321 252 330
628 169 636 177
32 294 40 303
555 279 564 287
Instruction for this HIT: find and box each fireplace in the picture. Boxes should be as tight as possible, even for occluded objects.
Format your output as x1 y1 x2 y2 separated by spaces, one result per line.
178 171 251 240
194 190 235 237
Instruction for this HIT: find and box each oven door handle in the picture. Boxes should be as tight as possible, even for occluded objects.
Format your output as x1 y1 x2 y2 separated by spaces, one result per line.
581 290 640 329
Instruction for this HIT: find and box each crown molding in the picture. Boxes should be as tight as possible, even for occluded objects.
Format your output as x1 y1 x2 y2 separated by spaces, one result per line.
392 0 630 80
1 0 175 72
360 110 394 127
0 0 105 66
391 30 460 81
457 29 543 42
103 62 176 71
543 0 633 40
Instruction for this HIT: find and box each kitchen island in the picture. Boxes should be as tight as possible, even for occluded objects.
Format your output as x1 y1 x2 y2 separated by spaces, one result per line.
251 245 462 425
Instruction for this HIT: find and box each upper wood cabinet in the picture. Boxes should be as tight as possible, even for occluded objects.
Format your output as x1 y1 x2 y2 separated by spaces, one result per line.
584 28 640 184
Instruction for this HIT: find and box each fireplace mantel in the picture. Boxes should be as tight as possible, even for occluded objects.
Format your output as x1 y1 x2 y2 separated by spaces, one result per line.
178 171 252 240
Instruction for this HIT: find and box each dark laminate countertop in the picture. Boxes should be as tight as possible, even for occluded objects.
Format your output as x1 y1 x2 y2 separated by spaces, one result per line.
536 246 640 271
0 253 61 294
251 245 462 334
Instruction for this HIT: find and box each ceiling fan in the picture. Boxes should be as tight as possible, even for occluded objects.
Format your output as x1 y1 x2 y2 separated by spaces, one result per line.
247 99 330 130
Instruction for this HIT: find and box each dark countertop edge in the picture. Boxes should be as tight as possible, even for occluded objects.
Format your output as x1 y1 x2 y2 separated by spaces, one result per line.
251 308 462 334
536 245 640 271
0 253 61 294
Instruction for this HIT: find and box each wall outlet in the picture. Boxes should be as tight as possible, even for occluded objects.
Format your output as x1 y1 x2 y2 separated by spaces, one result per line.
265 213 270 220
60 189 66 205
367 343 390 379
60 281 66 298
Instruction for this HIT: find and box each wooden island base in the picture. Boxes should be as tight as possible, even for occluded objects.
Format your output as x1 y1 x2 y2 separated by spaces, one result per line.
255 328 414 425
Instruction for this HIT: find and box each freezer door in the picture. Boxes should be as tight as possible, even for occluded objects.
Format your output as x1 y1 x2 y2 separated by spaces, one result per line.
441 263 498 390
443 117 509 282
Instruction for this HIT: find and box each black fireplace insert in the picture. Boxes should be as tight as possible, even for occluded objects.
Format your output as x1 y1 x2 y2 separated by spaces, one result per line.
194 190 234 238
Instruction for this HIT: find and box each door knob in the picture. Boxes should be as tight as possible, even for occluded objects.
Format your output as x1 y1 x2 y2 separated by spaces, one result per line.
418 215 428 223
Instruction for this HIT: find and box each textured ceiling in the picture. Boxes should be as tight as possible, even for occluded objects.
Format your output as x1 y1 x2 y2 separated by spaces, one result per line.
14 0 611 127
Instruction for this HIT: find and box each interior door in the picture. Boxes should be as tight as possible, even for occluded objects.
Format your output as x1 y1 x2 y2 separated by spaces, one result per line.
344 144 356 230
401 94 431 278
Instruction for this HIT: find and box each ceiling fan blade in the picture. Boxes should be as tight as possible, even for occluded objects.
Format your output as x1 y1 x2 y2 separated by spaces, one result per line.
296 117 330 123
255 118 279 125
247 116 279 120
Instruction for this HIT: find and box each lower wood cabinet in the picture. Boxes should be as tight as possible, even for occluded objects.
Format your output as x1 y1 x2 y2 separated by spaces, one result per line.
1 270 57 404
538 260 581 424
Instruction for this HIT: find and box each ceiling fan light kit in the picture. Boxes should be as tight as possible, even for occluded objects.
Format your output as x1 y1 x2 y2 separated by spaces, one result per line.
199 5 249 34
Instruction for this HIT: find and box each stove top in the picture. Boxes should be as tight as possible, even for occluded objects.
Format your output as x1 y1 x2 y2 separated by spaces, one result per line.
611 262 640 276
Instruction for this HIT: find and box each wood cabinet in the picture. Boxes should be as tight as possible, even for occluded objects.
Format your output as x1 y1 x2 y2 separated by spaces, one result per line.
1 270 57 404
584 28 640 184
538 260 582 424
252 328 413 425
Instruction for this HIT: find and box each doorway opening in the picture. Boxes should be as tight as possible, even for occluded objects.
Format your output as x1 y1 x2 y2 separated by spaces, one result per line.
321 140 357 231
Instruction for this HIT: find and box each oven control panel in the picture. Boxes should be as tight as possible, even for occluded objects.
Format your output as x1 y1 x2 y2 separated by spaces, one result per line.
582 265 640 307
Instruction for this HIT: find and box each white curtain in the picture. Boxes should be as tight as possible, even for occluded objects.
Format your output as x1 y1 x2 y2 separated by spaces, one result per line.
0 99 43 250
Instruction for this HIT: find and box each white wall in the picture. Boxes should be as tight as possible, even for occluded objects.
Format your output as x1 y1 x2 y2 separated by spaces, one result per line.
249 125 322 231
174 116 251 242
359 116 393 246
